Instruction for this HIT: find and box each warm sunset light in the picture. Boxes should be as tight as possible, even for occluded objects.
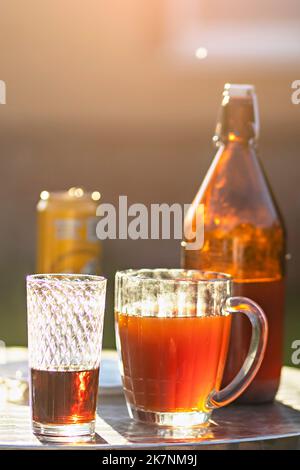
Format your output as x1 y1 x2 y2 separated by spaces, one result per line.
0 0 299 453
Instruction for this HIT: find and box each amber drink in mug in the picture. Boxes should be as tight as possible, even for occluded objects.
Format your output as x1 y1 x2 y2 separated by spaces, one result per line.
115 269 268 427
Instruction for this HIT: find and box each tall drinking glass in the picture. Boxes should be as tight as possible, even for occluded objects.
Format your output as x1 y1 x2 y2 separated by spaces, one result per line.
27 274 106 441
115 269 268 427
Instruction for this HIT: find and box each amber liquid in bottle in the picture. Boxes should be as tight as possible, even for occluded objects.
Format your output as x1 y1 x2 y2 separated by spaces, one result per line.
182 84 286 403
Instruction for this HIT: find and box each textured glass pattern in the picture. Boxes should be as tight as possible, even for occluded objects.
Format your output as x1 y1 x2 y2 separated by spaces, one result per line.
27 274 106 371
115 269 232 317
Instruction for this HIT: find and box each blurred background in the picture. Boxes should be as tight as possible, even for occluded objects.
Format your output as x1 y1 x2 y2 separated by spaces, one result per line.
0 1 299 363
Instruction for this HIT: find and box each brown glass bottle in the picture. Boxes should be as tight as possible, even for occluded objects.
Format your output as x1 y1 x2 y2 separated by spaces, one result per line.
182 84 286 403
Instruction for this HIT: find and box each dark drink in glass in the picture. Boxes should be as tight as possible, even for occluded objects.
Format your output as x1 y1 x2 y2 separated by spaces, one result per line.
27 274 106 441
31 368 99 425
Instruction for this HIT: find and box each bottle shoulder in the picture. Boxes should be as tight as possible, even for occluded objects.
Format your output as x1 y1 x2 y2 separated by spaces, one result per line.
189 143 284 230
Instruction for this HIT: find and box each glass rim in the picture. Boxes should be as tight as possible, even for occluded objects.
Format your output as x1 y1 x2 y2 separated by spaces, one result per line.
26 273 107 284
116 269 232 284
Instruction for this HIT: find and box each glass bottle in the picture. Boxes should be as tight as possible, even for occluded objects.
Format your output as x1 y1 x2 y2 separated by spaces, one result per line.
182 84 286 403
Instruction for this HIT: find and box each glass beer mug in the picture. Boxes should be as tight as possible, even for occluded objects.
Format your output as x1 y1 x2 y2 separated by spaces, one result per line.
115 269 268 427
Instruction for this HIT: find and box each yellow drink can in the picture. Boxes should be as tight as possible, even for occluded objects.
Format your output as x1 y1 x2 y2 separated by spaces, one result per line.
37 187 101 274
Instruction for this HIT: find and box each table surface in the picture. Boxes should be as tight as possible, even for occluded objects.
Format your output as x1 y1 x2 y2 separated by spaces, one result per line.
0 350 300 450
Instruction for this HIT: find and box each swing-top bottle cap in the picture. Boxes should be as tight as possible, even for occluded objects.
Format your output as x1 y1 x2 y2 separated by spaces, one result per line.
223 83 255 99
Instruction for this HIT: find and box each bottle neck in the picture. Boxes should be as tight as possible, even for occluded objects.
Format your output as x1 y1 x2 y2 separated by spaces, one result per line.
214 95 259 146
215 132 255 147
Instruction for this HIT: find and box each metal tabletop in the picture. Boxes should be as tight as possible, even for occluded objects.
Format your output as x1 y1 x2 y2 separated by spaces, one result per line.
0 350 299 450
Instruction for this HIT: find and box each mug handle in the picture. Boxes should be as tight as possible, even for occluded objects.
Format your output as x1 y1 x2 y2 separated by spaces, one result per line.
207 296 268 409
